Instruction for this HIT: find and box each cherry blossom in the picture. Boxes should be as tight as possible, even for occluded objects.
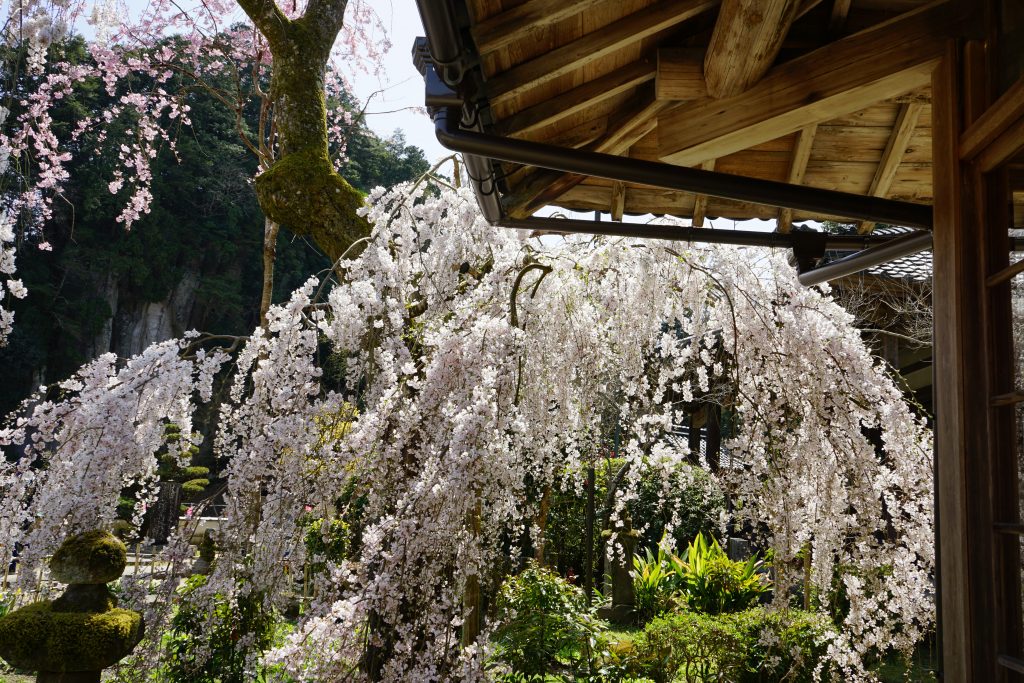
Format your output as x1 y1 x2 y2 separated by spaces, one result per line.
0 0 389 334
0 183 933 681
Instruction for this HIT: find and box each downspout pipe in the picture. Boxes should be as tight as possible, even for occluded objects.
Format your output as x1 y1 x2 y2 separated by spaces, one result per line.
414 1 467 84
432 107 934 230
798 230 933 286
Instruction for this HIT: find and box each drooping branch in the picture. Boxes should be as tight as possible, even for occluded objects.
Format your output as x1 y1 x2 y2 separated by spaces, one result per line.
234 0 291 49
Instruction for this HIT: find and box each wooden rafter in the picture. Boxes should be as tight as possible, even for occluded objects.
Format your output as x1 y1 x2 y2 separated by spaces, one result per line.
858 102 925 233
471 0 608 56
657 0 966 167
497 59 656 137
506 91 671 218
610 181 626 221
776 124 818 233
656 49 707 100
828 0 851 34
703 0 802 99
690 159 717 226
485 0 718 109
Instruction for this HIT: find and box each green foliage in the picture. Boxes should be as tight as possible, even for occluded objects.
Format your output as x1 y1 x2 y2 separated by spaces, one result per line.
490 562 608 681
631 539 686 622
630 611 747 683
163 574 277 683
628 608 831 683
631 533 770 624
730 608 833 683
302 517 349 575
546 460 724 590
677 533 771 615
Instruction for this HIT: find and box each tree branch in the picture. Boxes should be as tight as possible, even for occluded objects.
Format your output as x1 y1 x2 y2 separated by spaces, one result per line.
235 0 291 49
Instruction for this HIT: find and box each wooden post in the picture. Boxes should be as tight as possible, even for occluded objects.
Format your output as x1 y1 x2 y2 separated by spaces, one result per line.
584 465 596 606
706 404 721 473
932 38 1024 683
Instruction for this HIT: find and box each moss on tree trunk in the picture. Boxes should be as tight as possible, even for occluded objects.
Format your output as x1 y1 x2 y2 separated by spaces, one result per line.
237 2 370 263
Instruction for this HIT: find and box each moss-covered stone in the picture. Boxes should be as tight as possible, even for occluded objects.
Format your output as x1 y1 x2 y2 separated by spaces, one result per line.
49 530 126 584
51 584 118 613
0 601 144 672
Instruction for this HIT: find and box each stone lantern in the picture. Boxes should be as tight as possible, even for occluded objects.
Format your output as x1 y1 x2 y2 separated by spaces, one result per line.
0 530 145 682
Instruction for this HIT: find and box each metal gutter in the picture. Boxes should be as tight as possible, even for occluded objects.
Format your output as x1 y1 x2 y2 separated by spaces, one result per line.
499 216 896 251
798 230 934 286
431 107 933 230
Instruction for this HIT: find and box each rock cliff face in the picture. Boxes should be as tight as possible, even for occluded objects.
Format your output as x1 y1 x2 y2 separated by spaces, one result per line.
109 271 200 358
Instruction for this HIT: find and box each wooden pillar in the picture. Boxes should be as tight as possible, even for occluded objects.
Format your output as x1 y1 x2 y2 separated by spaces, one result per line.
705 404 721 473
932 38 1024 682
687 410 702 465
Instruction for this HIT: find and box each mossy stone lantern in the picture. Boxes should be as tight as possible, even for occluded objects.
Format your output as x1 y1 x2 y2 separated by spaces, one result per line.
0 530 145 682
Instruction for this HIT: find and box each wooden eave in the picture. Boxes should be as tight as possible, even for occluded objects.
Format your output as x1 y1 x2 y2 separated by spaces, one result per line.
455 0 1021 229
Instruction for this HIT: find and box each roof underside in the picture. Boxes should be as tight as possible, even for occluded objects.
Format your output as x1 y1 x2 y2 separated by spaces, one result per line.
453 0 1024 231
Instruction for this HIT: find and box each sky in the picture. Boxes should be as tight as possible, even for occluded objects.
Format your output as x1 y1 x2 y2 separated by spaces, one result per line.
347 1 449 163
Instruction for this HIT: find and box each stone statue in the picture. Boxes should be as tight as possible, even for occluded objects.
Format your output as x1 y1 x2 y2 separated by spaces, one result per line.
0 530 145 683
192 528 216 575
598 516 639 625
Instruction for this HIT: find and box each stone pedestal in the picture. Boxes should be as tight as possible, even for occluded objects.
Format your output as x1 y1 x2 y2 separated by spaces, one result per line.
597 527 639 625
0 530 144 682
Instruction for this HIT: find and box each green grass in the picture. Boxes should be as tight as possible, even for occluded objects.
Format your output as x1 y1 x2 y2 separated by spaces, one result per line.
604 625 642 645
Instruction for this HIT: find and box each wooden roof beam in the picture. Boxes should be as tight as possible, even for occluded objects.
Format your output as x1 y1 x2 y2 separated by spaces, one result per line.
691 159 717 226
858 102 925 233
703 0 803 99
656 49 707 100
486 0 718 109
506 91 671 218
828 0 851 35
471 0 608 57
777 124 818 233
497 59 656 137
657 0 970 167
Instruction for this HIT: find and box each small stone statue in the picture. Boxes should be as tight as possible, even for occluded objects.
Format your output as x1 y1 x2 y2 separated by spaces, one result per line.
0 530 145 683
192 528 216 575
598 517 639 625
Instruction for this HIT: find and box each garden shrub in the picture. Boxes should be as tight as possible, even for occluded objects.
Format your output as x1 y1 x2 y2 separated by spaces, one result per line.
302 516 349 575
730 608 833 683
677 533 771 615
628 607 832 683
630 611 747 683
631 532 771 623
631 540 686 622
545 460 724 585
163 574 278 683
490 562 608 681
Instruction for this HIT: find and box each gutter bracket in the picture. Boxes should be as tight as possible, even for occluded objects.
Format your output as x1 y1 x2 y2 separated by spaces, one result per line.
791 232 829 273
